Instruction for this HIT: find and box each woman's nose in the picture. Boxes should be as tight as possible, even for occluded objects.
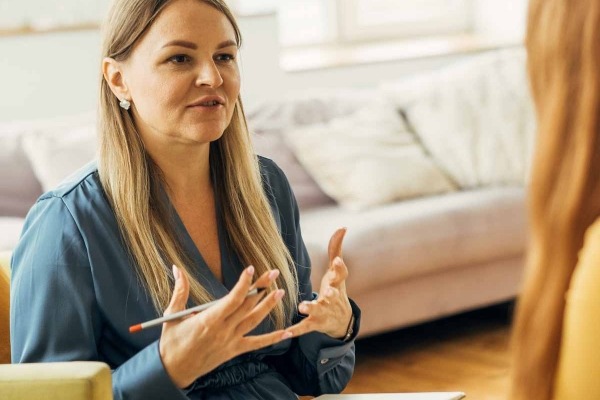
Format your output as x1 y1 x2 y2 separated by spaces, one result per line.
194 60 224 88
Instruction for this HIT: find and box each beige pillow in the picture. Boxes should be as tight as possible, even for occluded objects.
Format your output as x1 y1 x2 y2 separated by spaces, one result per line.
251 130 335 210
247 89 371 210
379 48 535 188
283 103 456 210
22 125 97 192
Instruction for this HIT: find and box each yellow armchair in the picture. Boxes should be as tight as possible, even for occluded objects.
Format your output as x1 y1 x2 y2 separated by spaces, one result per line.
0 252 113 400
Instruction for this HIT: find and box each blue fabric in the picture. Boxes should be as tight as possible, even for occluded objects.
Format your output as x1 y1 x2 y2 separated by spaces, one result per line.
10 157 360 400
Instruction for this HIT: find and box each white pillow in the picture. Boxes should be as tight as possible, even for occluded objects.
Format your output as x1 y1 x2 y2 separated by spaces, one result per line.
379 48 536 189
22 124 97 192
0 130 43 217
282 102 456 211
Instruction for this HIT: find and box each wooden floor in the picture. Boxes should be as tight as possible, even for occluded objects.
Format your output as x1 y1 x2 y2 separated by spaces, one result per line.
341 302 514 399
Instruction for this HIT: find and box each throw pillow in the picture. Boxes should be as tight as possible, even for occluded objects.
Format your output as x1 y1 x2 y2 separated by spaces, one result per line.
247 89 370 210
251 131 335 210
0 131 43 217
282 102 457 210
0 112 95 216
379 47 536 189
22 124 97 192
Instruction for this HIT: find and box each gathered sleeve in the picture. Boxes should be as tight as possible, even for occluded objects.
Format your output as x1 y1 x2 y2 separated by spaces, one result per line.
10 196 187 400
261 158 361 396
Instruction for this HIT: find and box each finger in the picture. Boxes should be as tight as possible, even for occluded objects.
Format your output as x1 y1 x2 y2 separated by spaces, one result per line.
235 289 285 335
163 265 190 317
250 269 280 291
328 227 347 265
284 318 317 339
211 265 255 317
228 269 280 326
238 329 293 354
328 257 349 288
298 299 321 316
322 286 340 302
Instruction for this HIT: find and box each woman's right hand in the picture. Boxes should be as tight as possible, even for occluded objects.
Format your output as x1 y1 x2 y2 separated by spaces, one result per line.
159 265 290 389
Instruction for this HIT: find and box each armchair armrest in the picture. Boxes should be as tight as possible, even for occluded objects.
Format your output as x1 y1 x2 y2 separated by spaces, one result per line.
0 251 10 277
0 251 10 364
0 362 112 400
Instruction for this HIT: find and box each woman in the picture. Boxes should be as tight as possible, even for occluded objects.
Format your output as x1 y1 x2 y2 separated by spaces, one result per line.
510 0 600 398
10 0 360 398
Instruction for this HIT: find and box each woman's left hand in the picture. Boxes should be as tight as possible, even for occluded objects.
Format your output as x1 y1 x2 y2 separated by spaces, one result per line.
285 227 353 340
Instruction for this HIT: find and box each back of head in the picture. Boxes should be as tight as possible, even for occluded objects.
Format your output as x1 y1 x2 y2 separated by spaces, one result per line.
511 0 600 398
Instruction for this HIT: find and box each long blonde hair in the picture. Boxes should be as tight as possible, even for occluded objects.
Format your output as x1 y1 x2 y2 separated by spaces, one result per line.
98 0 298 329
510 0 600 398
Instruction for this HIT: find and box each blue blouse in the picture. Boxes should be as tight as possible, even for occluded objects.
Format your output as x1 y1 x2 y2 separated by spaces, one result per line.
10 157 360 400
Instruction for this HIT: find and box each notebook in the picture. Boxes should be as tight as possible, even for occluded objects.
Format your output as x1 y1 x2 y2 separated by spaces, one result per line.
315 393 466 400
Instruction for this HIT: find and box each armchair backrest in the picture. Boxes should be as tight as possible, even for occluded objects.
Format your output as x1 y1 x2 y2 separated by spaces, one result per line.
0 253 113 399
0 253 10 364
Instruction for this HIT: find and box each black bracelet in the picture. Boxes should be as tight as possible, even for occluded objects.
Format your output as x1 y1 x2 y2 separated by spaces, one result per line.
342 313 355 342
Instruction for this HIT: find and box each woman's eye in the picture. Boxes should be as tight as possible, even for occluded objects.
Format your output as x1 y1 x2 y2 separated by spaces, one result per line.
168 54 191 64
216 54 235 62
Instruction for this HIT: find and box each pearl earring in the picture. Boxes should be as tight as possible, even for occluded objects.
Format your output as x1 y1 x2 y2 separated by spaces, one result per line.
119 98 131 110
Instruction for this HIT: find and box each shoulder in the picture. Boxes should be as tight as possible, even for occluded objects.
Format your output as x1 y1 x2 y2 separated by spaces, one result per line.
584 218 600 242
34 161 107 215
568 217 600 301
257 156 297 214
39 161 101 200
24 161 108 233
577 218 600 260
257 156 290 189
580 217 600 262
12 165 102 271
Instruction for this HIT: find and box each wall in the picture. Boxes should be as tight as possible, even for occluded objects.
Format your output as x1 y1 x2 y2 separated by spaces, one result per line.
473 0 528 39
0 6 524 123
0 30 101 122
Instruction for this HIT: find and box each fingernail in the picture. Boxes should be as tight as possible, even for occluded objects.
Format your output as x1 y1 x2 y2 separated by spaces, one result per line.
275 289 285 300
334 257 343 266
282 331 293 340
247 265 255 276
172 265 180 281
299 304 308 313
268 269 280 280
326 287 334 297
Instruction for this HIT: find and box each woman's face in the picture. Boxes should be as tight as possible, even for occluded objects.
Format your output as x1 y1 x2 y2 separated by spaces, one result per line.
119 0 240 146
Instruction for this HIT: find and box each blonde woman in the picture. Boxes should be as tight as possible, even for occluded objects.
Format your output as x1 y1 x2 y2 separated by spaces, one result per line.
10 0 359 398
510 0 600 398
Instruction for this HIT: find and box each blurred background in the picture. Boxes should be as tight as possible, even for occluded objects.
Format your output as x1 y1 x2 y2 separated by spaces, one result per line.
0 0 527 121
0 1 532 398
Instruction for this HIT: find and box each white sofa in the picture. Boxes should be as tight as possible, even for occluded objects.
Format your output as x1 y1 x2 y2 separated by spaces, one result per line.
0 48 531 338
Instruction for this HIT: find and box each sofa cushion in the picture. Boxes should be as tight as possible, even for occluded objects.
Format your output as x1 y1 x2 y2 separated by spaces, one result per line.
0 113 96 216
252 131 335 210
300 187 526 294
22 125 97 192
0 131 43 217
0 218 25 252
247 89 372 211
246 88 372 132
283 102 456 210
379 48 536 189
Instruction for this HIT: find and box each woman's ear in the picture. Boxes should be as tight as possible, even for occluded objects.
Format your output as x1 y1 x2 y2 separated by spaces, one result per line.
103 57 130 101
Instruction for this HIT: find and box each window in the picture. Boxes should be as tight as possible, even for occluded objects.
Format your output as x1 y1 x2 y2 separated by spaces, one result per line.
278 0 525 71
338 0 472 42
229 0 277 17
278 0 473 47
278 0 338 47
